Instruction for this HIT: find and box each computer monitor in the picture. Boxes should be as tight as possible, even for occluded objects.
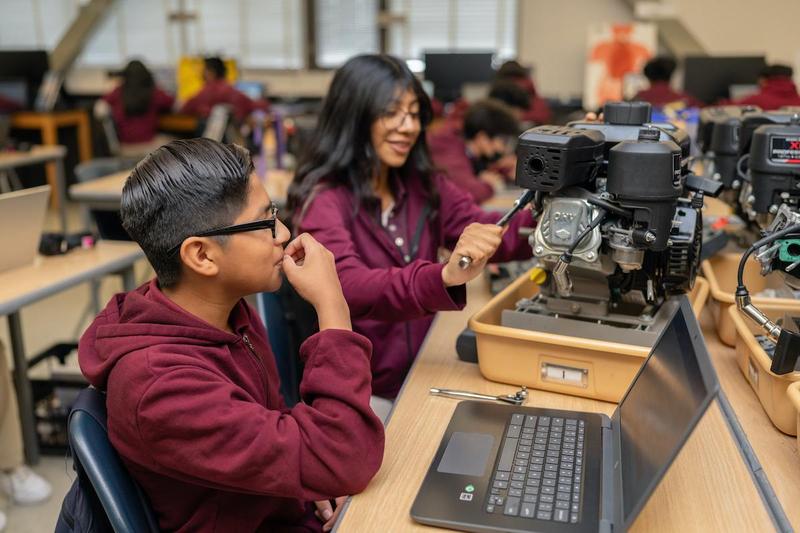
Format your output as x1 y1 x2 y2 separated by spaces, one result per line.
0 78 27 110
0 51 49 110
683 56 766 105
235 81 265 101
424 52 495 103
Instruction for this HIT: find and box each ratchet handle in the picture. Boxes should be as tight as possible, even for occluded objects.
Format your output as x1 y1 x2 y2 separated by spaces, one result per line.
458 190 535 270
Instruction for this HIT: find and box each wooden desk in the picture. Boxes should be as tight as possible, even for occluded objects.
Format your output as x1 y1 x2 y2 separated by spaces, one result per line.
0 145 68 232
69 168 295 209
157 113 199 133
11 110 92 208
337 279 775 532
702 305 800 528
0 241 144 464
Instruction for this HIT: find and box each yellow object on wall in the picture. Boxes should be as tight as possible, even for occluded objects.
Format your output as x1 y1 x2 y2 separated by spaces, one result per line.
176 57 239 102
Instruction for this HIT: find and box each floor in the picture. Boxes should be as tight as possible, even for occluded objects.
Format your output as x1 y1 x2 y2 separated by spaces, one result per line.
1 204 152 532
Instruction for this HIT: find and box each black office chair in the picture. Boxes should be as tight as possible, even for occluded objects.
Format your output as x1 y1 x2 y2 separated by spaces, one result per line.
256 280 318 406
59 387 160 533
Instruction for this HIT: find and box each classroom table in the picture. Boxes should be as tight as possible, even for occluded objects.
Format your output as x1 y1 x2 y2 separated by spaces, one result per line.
0 145 69 233
10 110 92 207
0 241 144 464
336 277 782 532
701 304 800 528
69 167 295 209
157 113 199 133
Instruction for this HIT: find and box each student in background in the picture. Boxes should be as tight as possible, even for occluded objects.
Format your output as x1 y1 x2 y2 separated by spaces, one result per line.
633 56 702 108
429 99 520 204
496 60 552 125
180 57 268 122
102 60 175 143
0 343 53 533
289 55 534 417
488 80 531 122
730 64 800 110
78 139 384 532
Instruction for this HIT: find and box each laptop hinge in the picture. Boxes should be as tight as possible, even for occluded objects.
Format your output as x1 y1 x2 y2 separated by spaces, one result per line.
600 422 616 532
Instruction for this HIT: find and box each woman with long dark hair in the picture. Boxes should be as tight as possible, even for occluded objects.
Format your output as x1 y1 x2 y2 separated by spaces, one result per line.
288 54 534 416
102 59 174 144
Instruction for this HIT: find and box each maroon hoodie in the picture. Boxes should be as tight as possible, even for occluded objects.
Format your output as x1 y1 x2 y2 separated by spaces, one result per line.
732 77 800 110
78 280 384 532
297 172 534 399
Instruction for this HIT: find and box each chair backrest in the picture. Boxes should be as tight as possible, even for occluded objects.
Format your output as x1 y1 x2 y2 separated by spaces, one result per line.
256 281 319 406
93 100 121 157
201 104 233 141
67 387 160 533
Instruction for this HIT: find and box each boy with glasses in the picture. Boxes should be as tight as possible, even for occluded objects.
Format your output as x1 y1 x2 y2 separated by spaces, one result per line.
77 138 384 532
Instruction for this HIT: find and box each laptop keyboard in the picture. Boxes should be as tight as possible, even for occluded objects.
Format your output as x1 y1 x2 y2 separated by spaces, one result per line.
485 414 585 523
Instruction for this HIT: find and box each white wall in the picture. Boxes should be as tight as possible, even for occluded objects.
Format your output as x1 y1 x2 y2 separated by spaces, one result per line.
515 0 800 100
516 0 633 101
669 0 800 82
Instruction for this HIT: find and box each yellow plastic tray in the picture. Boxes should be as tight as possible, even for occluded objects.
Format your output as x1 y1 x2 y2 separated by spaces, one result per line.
786 382 800 450
729 305 800 435
702 252 800 346
470 271 709 403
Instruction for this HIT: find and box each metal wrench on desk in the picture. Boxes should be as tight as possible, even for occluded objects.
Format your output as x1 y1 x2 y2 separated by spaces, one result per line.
429 386 528 406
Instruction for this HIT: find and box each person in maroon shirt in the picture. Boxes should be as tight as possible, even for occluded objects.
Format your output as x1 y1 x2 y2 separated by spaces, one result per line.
731 64 800 110
429 99 520 204
496 60 552 125
78 138 384 532
634 56 702 108
102 60 175 143
181 56 268 122
288 55 534 410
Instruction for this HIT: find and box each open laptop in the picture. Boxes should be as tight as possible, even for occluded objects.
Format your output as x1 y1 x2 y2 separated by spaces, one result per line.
411 295 719 532
0 185 50 273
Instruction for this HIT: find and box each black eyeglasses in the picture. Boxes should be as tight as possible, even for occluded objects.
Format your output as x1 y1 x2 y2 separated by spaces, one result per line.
167 205 279 256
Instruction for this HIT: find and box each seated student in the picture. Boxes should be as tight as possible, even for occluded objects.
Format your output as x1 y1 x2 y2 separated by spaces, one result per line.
488 80 531 122
633 56 702 108
0 342 53 533
289 55 534 416
428 99 520 204
730 64 800 110
78 139 384 532
102 60 175 144
496 60 552 125
181 57 268 122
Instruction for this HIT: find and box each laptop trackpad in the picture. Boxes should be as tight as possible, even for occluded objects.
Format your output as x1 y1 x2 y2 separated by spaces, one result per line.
437 432 495 477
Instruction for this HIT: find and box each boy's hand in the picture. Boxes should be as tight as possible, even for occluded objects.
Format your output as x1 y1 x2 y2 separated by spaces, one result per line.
314 496 347 532
282 233 351 331
442 223 504 287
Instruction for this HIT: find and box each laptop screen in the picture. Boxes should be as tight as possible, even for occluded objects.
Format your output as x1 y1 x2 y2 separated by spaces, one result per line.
617 304 712 521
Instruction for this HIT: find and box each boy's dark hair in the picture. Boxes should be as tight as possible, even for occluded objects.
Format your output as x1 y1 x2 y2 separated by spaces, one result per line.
204 57 227 80
643 56 677 82
463 100 520 140
760 64 793 79
121 138 254 287
488 81 531 110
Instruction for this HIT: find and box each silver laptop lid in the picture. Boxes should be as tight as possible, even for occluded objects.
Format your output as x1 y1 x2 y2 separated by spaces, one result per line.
0 185 50 273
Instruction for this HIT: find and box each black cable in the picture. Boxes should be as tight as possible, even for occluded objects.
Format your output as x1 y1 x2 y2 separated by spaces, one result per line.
561 208 607 263
737 154 751 183
736 222 800 292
